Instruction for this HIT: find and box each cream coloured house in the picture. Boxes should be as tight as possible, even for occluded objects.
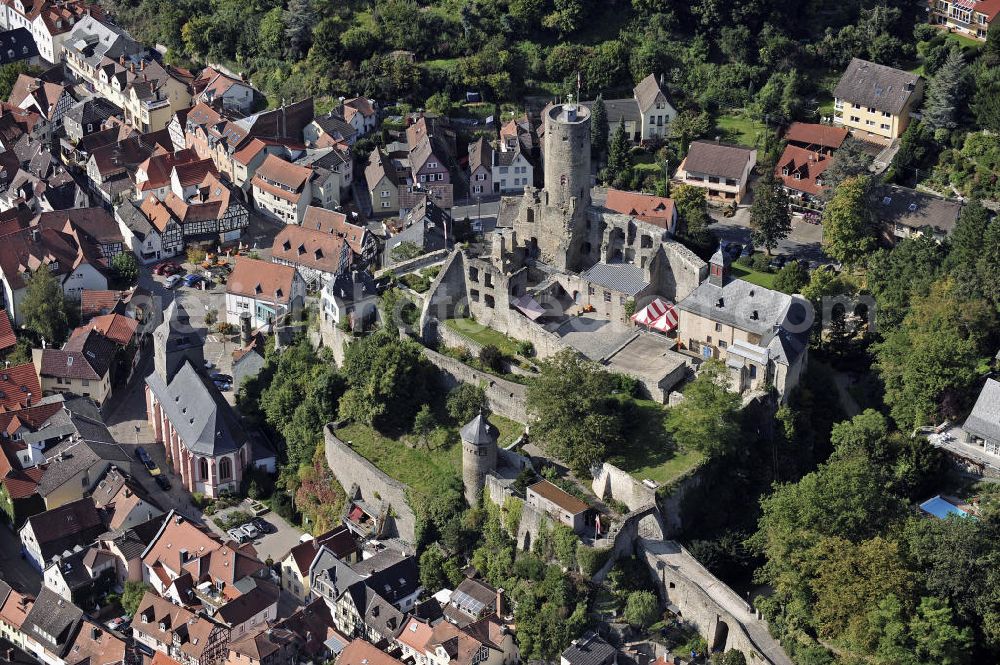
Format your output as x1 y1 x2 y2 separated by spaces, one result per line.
833 58 922 141
676 248 809 402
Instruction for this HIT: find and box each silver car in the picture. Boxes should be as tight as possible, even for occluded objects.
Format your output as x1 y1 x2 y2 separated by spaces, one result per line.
239 523 261 540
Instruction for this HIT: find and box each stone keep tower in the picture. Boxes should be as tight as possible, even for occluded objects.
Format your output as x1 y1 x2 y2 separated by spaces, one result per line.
461 413 498 505
517 101 592 271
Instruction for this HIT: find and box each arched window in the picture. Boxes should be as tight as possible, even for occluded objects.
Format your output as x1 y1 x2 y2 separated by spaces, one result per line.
219 457 232 481
199 457 209 480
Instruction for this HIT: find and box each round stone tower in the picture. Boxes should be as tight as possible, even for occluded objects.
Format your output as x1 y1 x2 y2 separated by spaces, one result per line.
543 100 592 210
461 413 498 506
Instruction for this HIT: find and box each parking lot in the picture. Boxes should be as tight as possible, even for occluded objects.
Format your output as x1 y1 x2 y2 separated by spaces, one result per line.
206 504 306 562
709 206 828 262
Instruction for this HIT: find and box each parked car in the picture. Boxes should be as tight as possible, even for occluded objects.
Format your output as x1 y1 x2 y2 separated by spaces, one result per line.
183 273 202 288
227 528 249 544
210 372 233 383
155 475 171 491
155 261 180 276
251 517 274 534
213 380 232 392
135 446 150 463
240 523 261 540
164 274 182 289
768 255 787 270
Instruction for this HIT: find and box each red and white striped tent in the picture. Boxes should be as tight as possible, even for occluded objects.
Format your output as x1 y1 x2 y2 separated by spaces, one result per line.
631 298 679 332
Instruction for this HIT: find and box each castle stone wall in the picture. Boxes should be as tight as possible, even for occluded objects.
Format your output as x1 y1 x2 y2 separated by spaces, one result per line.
421 346 529 423
323 426 417 543
591 462 658 512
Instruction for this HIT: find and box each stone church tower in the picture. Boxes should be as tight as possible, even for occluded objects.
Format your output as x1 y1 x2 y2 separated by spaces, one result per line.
461 413 498 505
153 300 206 384
514 101 592 272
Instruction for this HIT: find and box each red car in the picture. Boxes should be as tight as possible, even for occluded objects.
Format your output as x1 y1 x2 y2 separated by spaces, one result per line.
160 262 180 276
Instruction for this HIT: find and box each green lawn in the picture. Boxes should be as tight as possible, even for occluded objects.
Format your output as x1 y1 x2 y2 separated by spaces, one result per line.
730 263 778 290
943 31 984 50
443 318 523 356
713 113 765 148
335 414 523 496
609 399 705 486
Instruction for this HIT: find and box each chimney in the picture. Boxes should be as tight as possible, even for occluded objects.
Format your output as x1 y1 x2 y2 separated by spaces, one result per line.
659 72 665 88
140 59 145 71
119 54 125 66
130 63 135 74
30 228 39 242
496 588 505 618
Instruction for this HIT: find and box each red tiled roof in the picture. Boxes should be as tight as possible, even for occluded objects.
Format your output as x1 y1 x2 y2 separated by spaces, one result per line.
972 0 1000 21
0 309 15 351
338 640 403 665
528 479 589 515
227 257 297 303
0 363 40 412
775 144 833 196
604 189 676 229
80 289 128 319
783 122 848 151
256 154 311 189
271 225 349 275
301 207 369 255
2 465 43 499
71 312 138 347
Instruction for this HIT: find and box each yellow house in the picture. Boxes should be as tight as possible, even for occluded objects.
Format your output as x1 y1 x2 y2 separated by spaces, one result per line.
32 329 116 408
124 66 194 133
833 58 923 141
278 525 359 602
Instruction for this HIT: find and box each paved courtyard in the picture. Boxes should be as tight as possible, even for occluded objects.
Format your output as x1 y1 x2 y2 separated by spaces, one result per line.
206 505 306 563
709 207 827 262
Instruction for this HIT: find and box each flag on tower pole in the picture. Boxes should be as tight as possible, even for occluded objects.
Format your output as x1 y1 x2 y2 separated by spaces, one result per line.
577 71 581 102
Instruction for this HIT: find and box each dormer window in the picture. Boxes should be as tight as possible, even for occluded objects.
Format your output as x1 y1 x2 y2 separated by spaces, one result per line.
781 167 789 176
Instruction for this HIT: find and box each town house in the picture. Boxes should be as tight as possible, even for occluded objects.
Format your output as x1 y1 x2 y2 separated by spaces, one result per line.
676 140 757 204
833 58 922 141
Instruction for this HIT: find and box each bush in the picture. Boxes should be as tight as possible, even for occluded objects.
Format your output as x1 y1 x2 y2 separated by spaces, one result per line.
213 509 251 531
577 544 612 577
446 383 489 424
623 590 660 629
750 253 772 272
272 492 296 521
187 247 207 265
516 340 535 357
479 345 504 373
205 309 218 326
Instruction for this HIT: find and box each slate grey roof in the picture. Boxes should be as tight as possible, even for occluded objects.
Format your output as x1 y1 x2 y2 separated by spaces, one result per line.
833 58 920 115
324 270 377 306
0 28 37 66
677 275 794 337
106 513 167 560
581 262 649 297
561 632 617 665
582 98 640 125
216 581 279 627
310 550 363 600
683 140 755 180
38 439 130 497
115 200 153 241
313 112 357 142
965 378 1000 444
355 551 420 605
460 414 496 446
764 324 809 368
345 582 404 640
64 98 120 130
21 588 84 657
144 361 247 456
874 184 962 235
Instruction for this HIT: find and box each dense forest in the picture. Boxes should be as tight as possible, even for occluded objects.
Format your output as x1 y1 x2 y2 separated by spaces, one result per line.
101 0 925 114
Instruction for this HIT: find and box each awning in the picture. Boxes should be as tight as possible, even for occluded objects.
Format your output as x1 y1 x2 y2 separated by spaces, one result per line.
649 307 679 332
633 297 678 332
512 294 545 321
